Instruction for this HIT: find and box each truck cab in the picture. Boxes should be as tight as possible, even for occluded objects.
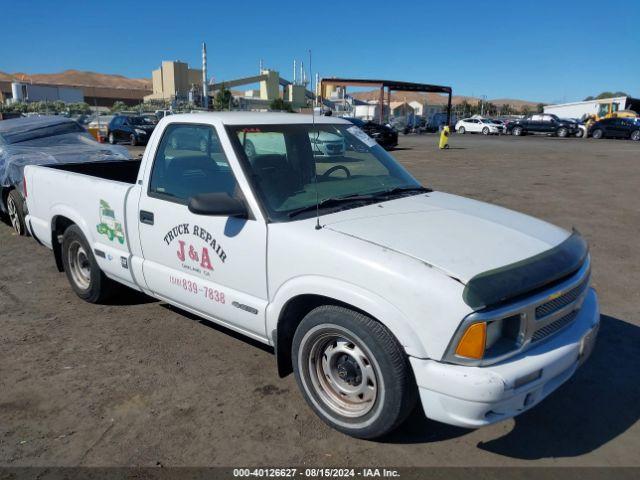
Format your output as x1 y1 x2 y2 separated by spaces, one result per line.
24 112 600 439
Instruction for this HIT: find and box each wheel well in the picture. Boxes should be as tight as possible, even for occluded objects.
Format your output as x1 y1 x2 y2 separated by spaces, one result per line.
51 216 75 272
274 294 371 378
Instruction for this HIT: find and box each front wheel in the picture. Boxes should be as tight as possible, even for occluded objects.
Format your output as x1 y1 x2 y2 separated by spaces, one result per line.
513 126 524 136
108 132 115 144
482 127 489 135
61 225 115 303
630 130 640 141
557 127 568 137
130 134 137 146
592 129 604 139
292 306 417 439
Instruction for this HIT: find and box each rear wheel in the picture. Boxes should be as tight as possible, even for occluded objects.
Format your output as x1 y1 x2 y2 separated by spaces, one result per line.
130 134 137 146
61 225 115 303
513 126 524 136
7 189 28 236
458 126 466 134
630 130 640 141
592 129 604 139
292 305 417 439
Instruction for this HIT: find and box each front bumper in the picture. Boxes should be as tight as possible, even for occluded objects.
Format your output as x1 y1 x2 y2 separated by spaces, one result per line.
410 288 599 428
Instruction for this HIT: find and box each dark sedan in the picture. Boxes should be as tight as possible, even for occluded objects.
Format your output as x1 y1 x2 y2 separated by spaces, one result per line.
343 117 398 150
107 115 156 146
506 113 579 137
588 117 640 141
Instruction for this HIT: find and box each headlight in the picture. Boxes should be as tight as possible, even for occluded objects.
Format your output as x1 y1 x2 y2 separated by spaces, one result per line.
135 129 147 135
450 314 523 363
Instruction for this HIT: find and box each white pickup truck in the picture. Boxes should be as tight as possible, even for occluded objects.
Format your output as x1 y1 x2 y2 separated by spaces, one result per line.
24 112 599 439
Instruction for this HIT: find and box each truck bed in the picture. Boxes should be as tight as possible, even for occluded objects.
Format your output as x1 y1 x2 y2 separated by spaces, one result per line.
49 159 142 184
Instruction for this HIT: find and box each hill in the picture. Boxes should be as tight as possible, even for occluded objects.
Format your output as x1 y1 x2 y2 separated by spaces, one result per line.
0 69 151 91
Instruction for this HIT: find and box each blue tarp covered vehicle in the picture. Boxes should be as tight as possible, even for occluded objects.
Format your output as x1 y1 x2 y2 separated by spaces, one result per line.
0 115 129 235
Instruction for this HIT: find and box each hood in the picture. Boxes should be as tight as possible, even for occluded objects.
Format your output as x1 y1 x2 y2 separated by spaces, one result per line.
324 192 569 284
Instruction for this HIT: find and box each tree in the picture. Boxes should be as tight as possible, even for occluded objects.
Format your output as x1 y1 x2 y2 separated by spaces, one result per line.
583 92 628 101
110 101 127 113
269 98 293 112
213 85 233 111
521 105 531 116
536 103 545 113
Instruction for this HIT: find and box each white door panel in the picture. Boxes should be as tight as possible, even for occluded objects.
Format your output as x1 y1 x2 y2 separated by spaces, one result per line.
138 122 268 338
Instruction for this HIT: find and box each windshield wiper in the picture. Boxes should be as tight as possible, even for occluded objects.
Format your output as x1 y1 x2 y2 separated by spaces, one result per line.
287 194 376 219
371 185 432 198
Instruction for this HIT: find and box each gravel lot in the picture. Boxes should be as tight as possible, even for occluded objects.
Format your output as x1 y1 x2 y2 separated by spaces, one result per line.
1 133 639 467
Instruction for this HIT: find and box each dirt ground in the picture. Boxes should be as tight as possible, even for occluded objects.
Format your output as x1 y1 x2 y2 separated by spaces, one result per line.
1 134 639 467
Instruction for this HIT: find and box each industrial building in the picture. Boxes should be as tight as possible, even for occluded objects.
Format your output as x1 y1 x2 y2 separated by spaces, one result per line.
144 60 203 103
145 51 312 110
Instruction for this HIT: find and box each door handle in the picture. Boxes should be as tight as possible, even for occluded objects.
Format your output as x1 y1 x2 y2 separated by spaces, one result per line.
140 210 154 225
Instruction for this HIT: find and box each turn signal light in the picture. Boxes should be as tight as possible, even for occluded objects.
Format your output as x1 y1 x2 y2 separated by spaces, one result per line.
455 322 486 359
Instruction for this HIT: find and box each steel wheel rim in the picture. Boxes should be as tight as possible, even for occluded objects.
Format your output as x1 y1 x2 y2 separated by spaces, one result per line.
305 330 378 418
68 240 91 290
7 195 21 234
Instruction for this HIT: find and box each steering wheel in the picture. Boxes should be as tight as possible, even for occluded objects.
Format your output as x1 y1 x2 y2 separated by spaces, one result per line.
322 165 351 178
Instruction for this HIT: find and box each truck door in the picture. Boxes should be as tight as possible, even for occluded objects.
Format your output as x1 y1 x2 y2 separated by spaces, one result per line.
137 123 268 338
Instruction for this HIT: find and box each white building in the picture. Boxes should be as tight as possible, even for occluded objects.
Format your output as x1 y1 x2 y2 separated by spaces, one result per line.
544 96 638 120
10 82 84 104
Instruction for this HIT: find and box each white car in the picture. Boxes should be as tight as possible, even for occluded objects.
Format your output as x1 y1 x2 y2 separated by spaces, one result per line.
456 118 504 135
309 130 346 156
24 112 599 439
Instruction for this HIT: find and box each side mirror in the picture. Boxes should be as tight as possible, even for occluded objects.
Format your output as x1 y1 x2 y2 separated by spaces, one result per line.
188 193 248 218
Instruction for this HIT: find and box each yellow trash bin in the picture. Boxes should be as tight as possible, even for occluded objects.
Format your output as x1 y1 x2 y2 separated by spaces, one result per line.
439 126 450 149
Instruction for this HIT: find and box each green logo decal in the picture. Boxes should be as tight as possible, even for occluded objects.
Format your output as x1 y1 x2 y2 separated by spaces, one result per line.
96 199 125 244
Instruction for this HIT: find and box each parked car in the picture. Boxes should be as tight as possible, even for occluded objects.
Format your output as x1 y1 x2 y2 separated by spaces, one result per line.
456 118 503 135
107 115 156 146
308 130 346 156
0 116 128 235
343 117 398 150
506 114 579 137
24 112 599 439
588 117 640 141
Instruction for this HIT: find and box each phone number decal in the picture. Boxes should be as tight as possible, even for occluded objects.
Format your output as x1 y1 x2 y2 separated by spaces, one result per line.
169 275 226 304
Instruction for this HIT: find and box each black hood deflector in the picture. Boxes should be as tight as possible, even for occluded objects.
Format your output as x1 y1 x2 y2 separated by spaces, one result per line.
463 230 588 310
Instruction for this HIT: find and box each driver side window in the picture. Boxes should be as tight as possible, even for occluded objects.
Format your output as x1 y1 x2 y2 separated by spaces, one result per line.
149 124 238 204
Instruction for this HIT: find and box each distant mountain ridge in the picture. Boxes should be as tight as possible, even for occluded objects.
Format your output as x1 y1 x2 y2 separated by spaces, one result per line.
0 69 151 91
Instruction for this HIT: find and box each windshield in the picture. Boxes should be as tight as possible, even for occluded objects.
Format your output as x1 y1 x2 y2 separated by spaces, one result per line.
1 121 85 144
130 117 153 126
227 123 422 221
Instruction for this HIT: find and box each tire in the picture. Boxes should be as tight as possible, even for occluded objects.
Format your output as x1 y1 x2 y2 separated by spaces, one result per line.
108 132 115 144
61 225 115 303
630 130 640 141
130 134 137 147
513 126 524 136
575 129 584 138
458 126 465 134
292 305 417 439
482 127 489 135
557 127 568 137
7 189 28 236
592 129 603 139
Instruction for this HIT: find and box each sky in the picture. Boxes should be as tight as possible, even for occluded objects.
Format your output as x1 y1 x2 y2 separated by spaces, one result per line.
2 0 638 103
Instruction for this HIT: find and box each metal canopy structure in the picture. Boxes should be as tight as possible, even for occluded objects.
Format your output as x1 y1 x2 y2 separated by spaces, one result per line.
320 77 452 124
